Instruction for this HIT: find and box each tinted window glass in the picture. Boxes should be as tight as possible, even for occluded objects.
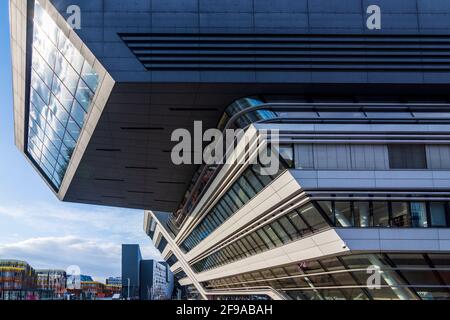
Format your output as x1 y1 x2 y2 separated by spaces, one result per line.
388 144 427 169
430 203 447 227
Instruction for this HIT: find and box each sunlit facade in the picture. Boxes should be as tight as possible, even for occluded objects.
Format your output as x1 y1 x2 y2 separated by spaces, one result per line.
11 0 450 300
36 269 66 298
145 98 450 300
0 260 38 300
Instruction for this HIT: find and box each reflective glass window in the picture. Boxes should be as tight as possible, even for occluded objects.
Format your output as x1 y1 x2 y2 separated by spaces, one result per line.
278 145 294 168
410 202 428 227
391 202 410 227
257 229 275 249
270 221 291 243
27 0 98 190
354 201 371 227
181 162 284 252
334 202 353 227
316 201 334 225
263 225 282 246
430 203 447 227
278 216 298 239
299 204 328 231
287 211 311 235
388 144 427 169
373 202 389 227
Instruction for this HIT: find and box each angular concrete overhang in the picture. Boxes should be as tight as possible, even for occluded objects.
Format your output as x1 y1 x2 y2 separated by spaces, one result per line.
11 0 450 212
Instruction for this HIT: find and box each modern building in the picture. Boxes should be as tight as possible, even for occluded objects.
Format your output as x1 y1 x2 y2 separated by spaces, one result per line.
103 283 122 298
121 244 173 300
140 260 172 300
106 276 121 286
121 244 142 299
10 0 450 300
79 275 94 282
36 269 66 299
0 260 38 300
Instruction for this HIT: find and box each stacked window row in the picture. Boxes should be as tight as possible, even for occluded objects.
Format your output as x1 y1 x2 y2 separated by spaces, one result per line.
192 200 450 273
202 253 450 300
27 0 98 189
166 254 178 267
174 270 187 282
156 237 168 254
317 200 450 228
180 163 285 253
192 203 329 273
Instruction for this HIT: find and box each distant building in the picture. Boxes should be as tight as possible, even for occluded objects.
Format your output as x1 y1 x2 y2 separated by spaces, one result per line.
36 269 66 299
104 284 122 297
66 280 120 300
80 275 94 282
0 260 37 300
122 244 142 300
106 277 121 286
122 244 173 300
140 260 170 300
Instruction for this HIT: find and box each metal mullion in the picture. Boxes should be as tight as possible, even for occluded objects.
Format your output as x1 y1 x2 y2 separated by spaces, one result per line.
240 237 257 255
240 174 258 197
296 208 315 234
273 219 294 242
250 232 269 252
258 228 277 248
423 253 450 294
224 191 240 212
382 253 421 300
337 256 373 300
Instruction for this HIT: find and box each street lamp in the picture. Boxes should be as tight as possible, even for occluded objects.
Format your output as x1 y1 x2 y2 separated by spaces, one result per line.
127 278 130 300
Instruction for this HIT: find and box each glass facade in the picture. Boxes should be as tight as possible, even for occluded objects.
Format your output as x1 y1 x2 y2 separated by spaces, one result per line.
317 200 449 228
192 200 450 274
174 270 187 282
156 236 168 253
202 253 450 300
180 163 286 253
27 0 99 190
192 203 329 273
166 254 178 267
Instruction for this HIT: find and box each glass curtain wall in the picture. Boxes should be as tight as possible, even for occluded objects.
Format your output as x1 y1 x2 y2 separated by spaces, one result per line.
180 163 286 253
27 0 99 189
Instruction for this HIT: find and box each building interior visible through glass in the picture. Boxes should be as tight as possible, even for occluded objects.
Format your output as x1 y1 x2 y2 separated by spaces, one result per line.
202 253 450 300
27 0 99 190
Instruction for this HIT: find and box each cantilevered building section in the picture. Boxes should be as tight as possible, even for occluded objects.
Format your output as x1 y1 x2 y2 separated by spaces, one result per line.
10 0 450 300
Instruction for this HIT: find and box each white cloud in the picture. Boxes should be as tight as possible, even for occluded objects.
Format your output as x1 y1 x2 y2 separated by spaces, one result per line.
0 201 162 281
0 236 118 280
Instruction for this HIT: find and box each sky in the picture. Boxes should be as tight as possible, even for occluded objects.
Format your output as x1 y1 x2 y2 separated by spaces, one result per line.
0 1 160 282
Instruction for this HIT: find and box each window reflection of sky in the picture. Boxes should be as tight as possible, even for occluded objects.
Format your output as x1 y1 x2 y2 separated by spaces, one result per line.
27 1 98 190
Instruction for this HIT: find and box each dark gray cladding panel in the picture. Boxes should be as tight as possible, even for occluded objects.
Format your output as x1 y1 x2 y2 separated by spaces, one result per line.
62 81 450 212
44 0 450 211
48 0 450 84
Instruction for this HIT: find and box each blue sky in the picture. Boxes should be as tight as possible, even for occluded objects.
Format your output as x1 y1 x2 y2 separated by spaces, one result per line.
0 1 159 281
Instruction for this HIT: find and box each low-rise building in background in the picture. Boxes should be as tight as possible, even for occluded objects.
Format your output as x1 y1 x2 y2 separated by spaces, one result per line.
36 269 66 300
0 260 38 300
106 277 121 286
